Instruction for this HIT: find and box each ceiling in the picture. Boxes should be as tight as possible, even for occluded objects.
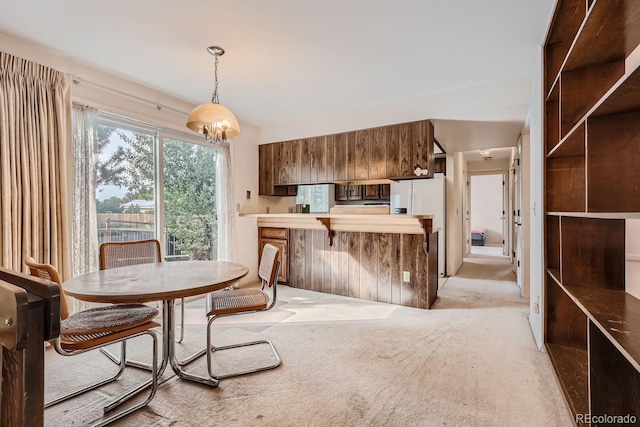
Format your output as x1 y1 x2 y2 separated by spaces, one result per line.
0 0 555 152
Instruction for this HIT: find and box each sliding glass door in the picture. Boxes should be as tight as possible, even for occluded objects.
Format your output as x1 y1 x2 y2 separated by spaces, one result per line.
163 138 217 261
95 120 157 245
72 113 219 273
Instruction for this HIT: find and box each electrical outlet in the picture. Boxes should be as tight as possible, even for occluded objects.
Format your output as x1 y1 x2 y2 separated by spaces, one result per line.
403 271 410 282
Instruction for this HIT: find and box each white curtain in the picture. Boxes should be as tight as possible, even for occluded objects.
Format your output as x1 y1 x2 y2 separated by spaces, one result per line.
71 103 99 312
215 142 235 262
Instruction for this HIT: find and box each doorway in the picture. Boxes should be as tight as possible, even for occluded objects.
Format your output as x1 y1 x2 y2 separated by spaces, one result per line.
468 173 509 258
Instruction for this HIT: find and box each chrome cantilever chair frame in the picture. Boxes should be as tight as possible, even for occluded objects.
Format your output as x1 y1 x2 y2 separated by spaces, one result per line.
177 244 282 380
26 257 160 427
206 261 281 379
49 332 159 426
98 239 186 374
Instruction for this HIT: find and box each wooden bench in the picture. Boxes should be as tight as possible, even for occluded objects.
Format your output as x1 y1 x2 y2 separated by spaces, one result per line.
0 267 61 427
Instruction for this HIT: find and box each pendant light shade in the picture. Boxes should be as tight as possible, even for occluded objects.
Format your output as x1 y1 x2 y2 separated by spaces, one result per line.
186 103 240 141
187 46 240 144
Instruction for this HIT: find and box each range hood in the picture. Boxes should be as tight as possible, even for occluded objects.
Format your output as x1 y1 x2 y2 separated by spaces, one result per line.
333 178 398 186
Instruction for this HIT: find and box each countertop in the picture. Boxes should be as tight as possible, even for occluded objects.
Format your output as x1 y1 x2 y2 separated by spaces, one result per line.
241 213 436 234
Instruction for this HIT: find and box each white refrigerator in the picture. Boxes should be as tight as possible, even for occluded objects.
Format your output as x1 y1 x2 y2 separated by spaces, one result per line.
390 173 446 277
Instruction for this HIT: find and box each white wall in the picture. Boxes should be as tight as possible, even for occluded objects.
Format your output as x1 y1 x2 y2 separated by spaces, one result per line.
0 30 263 284
527 46 545 350
470 175 504 245
446 152 465 275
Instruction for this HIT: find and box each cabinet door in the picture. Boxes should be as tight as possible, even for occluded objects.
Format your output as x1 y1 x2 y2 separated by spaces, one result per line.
316 136 328 182
335 184 349 201
258 144 274 195
346 131 357 180
348 185 363 200
274 142 291 185
369 127 386 179
410 120 434 178
333 133 348 181
398 123 412 177
380 184 390 200
354 129 369 180
300 138 312 183
259 237 288 283
364 184 380 200
324 135 335 182
386 125 400 178
289 139 301 184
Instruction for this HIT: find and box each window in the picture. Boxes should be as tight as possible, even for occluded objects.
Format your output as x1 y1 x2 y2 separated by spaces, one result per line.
295 185 330 213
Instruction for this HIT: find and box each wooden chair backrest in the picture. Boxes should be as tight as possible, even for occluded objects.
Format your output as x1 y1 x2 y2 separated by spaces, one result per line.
99 239 162 270
258 244 280 288
24 256 70 320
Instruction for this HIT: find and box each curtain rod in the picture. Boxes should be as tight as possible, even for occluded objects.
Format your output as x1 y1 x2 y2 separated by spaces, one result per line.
72 76 192 116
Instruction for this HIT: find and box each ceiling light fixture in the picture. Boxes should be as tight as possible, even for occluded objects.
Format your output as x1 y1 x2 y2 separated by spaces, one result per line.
186 46 240 144
478 148 491 157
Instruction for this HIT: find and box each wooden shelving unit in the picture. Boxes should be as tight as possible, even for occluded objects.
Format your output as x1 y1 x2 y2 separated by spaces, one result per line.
544 0 640 423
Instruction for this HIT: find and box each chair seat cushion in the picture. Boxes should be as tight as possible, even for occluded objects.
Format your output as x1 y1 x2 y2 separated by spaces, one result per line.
207 288 269 316
61 304 159 335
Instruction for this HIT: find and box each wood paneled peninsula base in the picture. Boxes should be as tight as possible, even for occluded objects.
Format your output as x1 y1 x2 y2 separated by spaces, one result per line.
244 214 438 309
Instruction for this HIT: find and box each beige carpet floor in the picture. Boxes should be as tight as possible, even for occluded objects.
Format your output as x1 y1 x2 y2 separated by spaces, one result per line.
45 255 573 426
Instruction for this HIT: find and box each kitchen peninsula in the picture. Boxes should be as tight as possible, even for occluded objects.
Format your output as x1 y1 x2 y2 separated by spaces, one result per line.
244 213 438 309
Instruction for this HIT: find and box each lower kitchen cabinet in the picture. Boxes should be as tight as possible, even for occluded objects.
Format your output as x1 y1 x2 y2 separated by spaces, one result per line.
258 227 288 283
335 185 362 201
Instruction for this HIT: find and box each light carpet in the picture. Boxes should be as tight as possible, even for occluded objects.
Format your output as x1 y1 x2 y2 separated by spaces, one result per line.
45 256 572 426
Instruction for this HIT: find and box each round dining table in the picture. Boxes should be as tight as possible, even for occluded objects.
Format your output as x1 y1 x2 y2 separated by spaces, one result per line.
64 260 249 387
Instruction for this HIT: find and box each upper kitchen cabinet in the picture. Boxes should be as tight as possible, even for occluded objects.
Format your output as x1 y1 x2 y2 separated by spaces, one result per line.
369 127 386 179
354 129 370 180
333 132 350 181
259 142 298 196
258 143 274 195
411 120 434 178
258 119 435 190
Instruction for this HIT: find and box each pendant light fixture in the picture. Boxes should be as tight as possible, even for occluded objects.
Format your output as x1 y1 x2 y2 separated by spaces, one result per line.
186 46 240 143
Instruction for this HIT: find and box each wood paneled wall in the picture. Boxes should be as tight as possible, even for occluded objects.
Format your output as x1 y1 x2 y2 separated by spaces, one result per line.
288 229 437 309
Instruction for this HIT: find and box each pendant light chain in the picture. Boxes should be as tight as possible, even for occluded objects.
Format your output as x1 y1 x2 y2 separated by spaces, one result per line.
187 45 240 144
211 54 220 105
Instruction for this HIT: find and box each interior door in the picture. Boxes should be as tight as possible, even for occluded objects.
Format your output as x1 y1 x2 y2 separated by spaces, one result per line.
502 173 508 256
465 178 471 256
513 142 523 293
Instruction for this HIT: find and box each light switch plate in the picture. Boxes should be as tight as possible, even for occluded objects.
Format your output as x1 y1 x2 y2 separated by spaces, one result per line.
403 271 410 282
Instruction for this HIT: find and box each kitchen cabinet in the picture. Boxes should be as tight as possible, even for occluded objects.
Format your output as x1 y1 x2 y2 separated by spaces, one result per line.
258 119 435 188
369 127 386 179
335 185 362 201
258 143 298 196
363 185 380 200
258 227 288 283
354 129 369 180
380 184 390 200
336 184 389 201
333 133 348 181
410 120 434 178
398 123 412 177
258 144 274 196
